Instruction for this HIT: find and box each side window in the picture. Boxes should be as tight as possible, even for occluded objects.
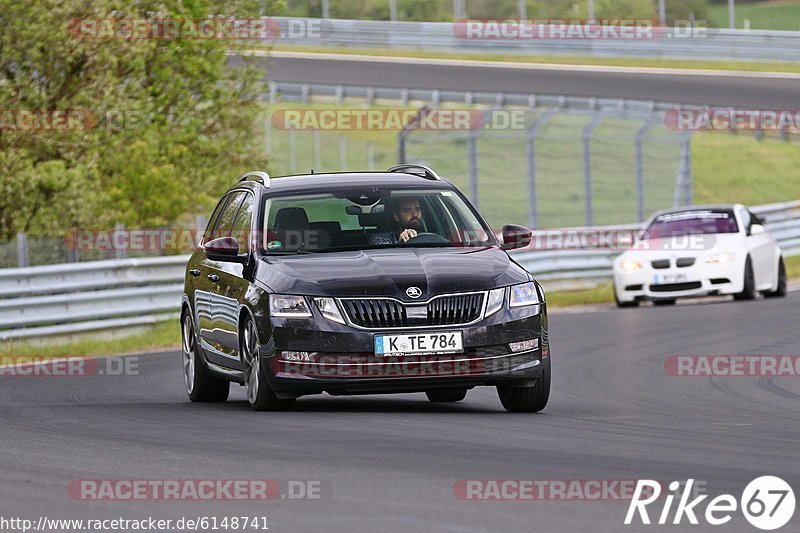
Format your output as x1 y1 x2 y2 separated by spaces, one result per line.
211 191 246 240
203 194 231 244
231 193 254 251
740 208 752 234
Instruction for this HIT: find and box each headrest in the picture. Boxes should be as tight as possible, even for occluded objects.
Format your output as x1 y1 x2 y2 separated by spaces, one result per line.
274 207 310 230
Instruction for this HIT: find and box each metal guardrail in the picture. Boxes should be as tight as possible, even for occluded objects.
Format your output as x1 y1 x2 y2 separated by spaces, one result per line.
0 201 798 340
269 17 800 62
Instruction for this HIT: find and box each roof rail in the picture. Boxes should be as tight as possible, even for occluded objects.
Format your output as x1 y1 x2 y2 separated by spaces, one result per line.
239 171 270 188
386 164 441 181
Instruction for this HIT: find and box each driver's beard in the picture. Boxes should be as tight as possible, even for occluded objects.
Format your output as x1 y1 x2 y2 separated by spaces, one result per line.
402 218 422 231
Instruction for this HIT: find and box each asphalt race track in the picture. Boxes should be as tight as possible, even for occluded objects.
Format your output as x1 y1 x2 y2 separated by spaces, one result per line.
2 293 799 532
257 53 800 108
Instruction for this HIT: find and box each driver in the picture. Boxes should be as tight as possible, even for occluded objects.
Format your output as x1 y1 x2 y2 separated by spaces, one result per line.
368 197 423 245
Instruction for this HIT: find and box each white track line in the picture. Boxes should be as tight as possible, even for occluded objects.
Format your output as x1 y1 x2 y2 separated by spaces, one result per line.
258 50 800 79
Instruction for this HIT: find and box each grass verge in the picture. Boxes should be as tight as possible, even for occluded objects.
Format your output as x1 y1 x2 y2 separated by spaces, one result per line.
271 44 800 74
0 320 180 358
708 1 800 31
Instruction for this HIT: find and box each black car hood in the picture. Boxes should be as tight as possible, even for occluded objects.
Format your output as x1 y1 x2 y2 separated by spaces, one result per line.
255 246 529 299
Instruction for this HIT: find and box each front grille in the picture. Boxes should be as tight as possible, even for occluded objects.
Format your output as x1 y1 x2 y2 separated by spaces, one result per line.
651 259 670 269
341 299 408 328
341 292 485 328
676 257 696 267
428 293 484 326
650 281 702 292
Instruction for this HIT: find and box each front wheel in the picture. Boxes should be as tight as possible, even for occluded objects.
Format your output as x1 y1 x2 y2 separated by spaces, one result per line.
240 315 295 412
426 388 467 403
614 288 639 308
497 362 550 413
181 312 229 402
733 256 757 301
763 257 787 298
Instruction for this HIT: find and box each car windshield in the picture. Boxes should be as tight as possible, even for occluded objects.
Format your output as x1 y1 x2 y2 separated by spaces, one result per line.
643 209 739 239
260 188 495 254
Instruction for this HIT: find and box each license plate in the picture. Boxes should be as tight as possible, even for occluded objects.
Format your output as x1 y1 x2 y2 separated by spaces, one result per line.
653 273 687 284
374 332 463 356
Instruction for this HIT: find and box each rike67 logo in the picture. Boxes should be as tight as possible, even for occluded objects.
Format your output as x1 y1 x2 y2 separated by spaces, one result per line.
625 477 795 530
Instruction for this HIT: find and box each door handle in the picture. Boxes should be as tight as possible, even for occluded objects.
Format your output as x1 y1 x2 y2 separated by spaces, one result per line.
207 274 219 283
189 269 200 277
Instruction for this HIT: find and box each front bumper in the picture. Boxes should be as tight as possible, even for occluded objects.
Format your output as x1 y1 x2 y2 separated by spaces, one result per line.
614 258 743 302
264 304 548 397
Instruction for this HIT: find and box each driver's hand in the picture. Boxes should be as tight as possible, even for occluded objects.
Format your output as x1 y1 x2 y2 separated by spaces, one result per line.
399 229 418 243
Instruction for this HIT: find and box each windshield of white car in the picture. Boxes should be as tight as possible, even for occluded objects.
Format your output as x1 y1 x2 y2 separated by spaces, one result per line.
260 188 495 254
643 209 739 239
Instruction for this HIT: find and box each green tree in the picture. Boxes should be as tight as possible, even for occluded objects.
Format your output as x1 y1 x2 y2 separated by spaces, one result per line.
0 0 284 240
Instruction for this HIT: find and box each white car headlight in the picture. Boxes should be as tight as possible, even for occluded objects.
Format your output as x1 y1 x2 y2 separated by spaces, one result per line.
314 297 346 324
484 288 506 317
509 282 541 308
270 295 312 317
705 251 735 264
620 259 642 272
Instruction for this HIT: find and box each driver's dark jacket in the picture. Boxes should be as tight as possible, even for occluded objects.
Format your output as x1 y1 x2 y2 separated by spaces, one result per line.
367 230 400 245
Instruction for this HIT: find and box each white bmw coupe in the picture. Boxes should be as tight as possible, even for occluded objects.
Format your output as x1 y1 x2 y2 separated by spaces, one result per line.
613 204 787 307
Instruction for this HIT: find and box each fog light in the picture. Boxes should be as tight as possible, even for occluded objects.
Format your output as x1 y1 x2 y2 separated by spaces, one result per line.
281 351 317 362
509 338 539 353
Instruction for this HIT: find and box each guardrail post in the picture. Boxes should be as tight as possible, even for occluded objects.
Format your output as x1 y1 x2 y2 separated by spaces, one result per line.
468 130 479 208
16 232 28 268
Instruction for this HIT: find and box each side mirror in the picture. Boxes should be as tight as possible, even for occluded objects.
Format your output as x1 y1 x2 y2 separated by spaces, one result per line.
750 224 766 236
204 236 246 263
501 224 532 251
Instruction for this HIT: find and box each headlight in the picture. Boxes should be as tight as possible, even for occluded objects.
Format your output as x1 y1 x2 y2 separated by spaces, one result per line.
509 282 541 308
705 251 735 264
484 288 506 317
269 295 312 317
314 297 346 324
620 259 642 272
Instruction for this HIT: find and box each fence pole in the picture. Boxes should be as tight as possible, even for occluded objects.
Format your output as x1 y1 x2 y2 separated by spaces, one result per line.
525 109 557 229
367 141 375 169
16 232 28 268
313 130 322 171
468 130 479 208
339 135 347 170
582 114 605 226
114 223 127 260
634 116 659 223
288 129 297 174
684 132 693 205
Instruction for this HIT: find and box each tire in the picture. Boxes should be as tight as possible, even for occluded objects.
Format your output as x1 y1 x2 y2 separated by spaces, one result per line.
240 315 295 412
733 256 757 301
497 362 551 413
425 388 468 403
763 257 787 298
181 311 230 402
614 288 639 308
653 299 676 306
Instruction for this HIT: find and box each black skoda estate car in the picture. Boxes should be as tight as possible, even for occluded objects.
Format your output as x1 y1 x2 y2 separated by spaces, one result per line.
181 165 550 412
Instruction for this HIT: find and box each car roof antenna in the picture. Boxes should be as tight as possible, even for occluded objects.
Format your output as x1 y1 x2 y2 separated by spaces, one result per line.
310 169 314 174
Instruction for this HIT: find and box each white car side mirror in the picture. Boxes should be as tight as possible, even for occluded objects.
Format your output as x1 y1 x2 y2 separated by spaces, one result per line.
750 224 766 235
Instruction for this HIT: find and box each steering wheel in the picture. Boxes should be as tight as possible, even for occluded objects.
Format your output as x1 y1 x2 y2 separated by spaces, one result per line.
403 232 450 245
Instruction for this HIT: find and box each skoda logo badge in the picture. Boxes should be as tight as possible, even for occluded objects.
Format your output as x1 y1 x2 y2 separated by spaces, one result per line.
406 286 422 299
